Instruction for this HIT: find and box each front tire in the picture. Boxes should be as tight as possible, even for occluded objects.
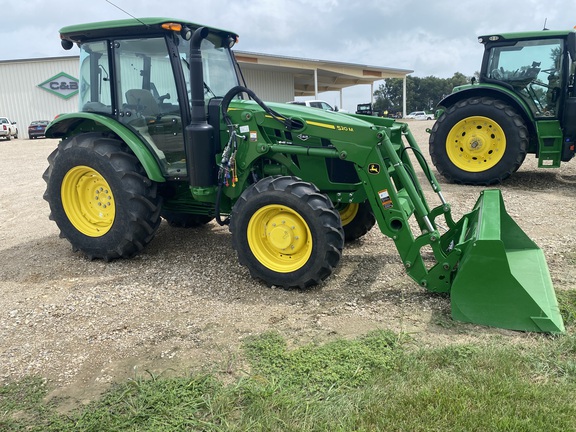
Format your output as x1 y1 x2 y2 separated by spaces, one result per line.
230 176 344 289
43 133 162 260
429 97 528 185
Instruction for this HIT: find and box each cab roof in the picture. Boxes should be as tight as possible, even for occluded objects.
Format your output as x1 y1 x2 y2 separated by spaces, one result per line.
478 29 575 44
59 17 238 43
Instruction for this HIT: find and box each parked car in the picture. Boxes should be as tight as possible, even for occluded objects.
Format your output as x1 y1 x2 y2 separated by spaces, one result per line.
287 100 348 112
0 117 18 140
28 120 50 139
404 111 434 120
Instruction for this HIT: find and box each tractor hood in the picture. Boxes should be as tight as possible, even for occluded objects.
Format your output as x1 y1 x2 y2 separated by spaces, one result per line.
227 98 387 142
224 97 395 176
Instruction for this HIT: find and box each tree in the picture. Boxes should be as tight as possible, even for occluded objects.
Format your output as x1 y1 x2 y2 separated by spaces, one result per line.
373 73 472 115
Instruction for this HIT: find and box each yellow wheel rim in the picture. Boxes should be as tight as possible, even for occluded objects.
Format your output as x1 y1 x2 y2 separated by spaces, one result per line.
446 116 506 172
61 166 115 237
338 203 359 227
247 204 312 273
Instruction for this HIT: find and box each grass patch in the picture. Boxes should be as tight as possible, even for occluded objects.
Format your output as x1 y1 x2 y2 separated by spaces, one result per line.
2 330 576 431
558 289 576 327
0 376 54 430
47 374 233 431
243 329 400 393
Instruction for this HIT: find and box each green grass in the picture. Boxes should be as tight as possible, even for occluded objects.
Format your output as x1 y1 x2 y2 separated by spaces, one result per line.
558 289 576 327
1 328 575 431
243 329 401 393
0 377 52 430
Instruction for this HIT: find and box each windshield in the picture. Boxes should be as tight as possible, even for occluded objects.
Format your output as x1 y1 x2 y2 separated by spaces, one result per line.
486 38 563 117
178 34 240 102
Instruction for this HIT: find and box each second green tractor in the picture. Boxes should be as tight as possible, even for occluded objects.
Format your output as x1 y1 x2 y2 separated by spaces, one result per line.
430 29 576 185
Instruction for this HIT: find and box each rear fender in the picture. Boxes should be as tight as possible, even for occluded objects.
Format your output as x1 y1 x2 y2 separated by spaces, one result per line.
438 85 533 120
46 113 165 182
436 85 538 153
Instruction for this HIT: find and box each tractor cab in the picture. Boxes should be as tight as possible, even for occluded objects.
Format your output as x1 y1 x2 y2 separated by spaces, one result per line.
479 31 574 120
58 18 240 177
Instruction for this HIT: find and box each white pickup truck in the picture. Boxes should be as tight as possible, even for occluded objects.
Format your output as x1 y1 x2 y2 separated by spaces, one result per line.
0 117 18 140
286 100 348 113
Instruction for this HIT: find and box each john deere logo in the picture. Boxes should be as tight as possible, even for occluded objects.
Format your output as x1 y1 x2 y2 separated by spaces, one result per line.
368 163 380 174
38 72 79 100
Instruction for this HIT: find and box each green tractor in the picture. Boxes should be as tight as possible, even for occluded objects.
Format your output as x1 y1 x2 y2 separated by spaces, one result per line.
44 18 564 333
430 29 576 185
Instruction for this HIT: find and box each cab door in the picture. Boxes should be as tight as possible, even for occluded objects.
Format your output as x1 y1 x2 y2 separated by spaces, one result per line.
114 37 186 175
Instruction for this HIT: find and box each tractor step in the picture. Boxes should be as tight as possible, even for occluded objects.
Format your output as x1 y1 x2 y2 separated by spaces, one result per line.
536 120 564 168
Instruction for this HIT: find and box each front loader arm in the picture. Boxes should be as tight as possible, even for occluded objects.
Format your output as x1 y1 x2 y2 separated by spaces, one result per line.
352 123 458 293
347 121 563 333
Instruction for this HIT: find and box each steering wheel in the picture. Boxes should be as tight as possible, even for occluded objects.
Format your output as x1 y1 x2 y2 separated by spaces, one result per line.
491 68 503 80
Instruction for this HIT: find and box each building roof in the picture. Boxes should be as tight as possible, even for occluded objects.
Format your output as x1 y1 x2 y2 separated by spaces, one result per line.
0 50 412 98
234 50 413 96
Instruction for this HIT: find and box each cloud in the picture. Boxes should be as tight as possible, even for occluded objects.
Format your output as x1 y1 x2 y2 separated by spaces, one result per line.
1 0 573 109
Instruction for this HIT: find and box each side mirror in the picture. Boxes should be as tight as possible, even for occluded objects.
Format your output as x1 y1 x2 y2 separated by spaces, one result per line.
568 32 576 61
61 39 74 50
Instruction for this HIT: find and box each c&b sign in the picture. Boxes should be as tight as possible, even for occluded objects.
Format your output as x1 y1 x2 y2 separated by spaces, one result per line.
38 72 79 100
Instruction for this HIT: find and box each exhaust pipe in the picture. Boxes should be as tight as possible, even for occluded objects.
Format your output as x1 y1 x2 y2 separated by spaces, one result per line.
185 26 215 187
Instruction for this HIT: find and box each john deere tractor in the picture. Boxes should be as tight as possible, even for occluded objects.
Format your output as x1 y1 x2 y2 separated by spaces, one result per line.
44 18 564 333
430 29 576 185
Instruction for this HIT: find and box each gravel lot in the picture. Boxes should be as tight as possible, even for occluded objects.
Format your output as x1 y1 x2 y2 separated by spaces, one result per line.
1 120 575 404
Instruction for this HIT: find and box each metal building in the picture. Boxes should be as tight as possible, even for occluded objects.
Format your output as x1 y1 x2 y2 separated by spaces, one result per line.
237 51 412 111
0 52 411 139
0 56 79 138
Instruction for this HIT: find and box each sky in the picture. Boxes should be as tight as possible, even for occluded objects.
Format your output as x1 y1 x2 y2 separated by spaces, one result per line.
3 0 575 111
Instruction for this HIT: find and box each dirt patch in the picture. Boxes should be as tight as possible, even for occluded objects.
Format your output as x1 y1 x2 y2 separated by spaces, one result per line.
1 120 574 405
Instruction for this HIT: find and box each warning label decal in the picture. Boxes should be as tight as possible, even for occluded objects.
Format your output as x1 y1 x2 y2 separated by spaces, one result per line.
378 189 393 209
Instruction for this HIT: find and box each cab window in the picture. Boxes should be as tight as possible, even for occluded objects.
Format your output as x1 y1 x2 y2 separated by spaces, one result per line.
487 39 563 117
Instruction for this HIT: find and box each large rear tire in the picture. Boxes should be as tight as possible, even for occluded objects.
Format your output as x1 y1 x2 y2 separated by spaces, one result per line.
230 176 344 289
429 97 528 185
337 201 375 242
43 133 162 260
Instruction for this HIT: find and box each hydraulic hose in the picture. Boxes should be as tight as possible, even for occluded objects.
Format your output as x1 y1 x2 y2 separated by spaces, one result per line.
214 86 303 226
220 85 303 130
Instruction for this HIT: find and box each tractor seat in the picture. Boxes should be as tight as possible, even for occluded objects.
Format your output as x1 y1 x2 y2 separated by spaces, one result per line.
125 89 161 117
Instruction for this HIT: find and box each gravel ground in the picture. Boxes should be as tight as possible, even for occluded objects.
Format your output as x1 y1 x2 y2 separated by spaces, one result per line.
1 120 575 404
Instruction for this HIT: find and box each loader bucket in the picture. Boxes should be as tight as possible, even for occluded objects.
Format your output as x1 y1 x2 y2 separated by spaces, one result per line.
450 189 565 333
